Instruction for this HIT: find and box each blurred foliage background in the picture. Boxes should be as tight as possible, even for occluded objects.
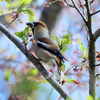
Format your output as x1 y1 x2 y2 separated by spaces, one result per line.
0 0 100 100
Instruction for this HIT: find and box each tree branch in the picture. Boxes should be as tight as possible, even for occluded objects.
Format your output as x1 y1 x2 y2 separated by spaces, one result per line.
91 10 100 16
0 9 17 17
64 0 87 23
93 28 100 41
78 0 85 15
94 63 100 67
70 0 87 24
6 14 19 28
84 0 96 99
64 0 74 7
0 23 72 100
95 74 100 77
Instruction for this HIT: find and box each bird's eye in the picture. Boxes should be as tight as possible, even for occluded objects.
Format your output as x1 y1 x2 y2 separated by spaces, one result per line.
34 22 40 27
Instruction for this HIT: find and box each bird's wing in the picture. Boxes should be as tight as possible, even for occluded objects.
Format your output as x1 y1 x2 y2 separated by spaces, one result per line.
38 38 58 49
37 38 67 62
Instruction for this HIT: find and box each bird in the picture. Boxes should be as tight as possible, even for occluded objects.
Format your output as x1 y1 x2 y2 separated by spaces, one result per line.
26 21 67 84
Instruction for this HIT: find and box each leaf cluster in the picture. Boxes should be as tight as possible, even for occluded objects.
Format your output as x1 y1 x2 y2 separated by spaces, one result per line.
52 34 72 71
14 27 30 44
78 39 88 60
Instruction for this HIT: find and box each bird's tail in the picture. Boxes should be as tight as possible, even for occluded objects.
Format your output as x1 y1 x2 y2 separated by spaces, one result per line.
58 52 68 63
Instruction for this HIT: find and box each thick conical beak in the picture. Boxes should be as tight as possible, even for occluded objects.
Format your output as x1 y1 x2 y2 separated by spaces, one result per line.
26 22 34 28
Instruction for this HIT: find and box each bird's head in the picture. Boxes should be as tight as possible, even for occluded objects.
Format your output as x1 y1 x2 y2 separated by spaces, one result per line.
26 21 49 39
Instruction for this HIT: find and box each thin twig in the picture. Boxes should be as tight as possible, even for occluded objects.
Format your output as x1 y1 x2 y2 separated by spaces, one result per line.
64 0 74 7
95 74 100 77
91 10 100 16
6 14 18 28
71 0 87 24
83 0 95 6
0 9 17 17
90 0 95 5
64 60 89 73
93 28 100 41
94 63 100 67
78 0 84 15
6 2 25 28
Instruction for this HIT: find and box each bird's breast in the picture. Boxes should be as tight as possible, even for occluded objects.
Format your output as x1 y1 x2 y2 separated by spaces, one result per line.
33 43 55 66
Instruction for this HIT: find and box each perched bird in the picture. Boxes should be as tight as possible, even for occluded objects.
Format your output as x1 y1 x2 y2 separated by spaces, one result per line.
26 21 67 83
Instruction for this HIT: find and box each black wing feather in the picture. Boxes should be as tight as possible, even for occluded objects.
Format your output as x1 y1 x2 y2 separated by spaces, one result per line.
37 42 67 62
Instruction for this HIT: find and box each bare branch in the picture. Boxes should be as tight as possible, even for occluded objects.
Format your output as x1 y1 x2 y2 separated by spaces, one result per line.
94 63 100 67
83 0 95 6
6 3 25 28
93 28 100 41
0 23 72 100
85 0 90 15
91 10 100 16
0 9 17 17
85 1 96 99
90 63 100 68
6 14 19 28
64 0 74 7
95 74 100 77
71 0 87 24
78 0 85 15
64 60 89 73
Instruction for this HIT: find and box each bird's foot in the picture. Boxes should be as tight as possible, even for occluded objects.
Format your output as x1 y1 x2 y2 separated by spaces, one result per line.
37 58 44 62
57 79 62 84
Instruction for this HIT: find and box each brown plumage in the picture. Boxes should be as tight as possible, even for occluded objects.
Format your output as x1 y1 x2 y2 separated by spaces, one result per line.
34 21 48 30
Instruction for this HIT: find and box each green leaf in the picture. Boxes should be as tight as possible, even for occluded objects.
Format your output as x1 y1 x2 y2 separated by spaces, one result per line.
29 15 34 22
86 95 93 100
25 26 29 32
26 8 35 16
78 39 84 53
5 0 11 4
20 0 32 5
22 37 25 41
62 63 65 72
0 0 4 2
3 70 11 82
78 56 84 59
14 32 23 38
61 39 72 47
61 46 67 54
51 35 60 45
66 97 71 100
18 8 26 13
98 97 100 100
84 46 89 56
12 75 39 95
17 3 27 13
66 79 76 83
63 34 71 39
7 3 13 8
61 38 67 46
24 8 35 21
30 69 38 76
0 5 1 11
67 39 72 45
15 27 29 41
23 30 27 37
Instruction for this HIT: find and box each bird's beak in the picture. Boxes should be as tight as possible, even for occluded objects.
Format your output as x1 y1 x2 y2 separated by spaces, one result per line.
26 22 34 28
